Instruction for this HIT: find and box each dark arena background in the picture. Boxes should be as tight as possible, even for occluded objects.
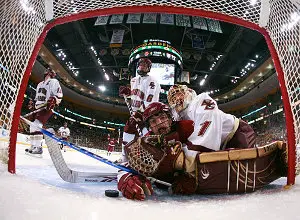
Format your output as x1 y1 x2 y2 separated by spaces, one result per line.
0 1 299 219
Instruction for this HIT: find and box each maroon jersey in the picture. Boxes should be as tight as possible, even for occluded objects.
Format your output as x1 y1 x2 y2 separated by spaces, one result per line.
146 120 194 144
107 135 117 152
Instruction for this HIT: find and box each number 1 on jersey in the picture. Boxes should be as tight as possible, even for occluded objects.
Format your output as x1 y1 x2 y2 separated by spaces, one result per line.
198 121 211 136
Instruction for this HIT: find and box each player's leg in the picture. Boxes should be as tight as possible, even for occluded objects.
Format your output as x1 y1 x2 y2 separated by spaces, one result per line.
27 109 53 154
26 119 43 154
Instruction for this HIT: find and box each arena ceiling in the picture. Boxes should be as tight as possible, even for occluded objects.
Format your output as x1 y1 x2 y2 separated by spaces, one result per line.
39 13 272 105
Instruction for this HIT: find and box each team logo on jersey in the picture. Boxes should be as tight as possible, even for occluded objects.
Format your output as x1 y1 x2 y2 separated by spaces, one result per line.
149 82 155 89
201 99 215 110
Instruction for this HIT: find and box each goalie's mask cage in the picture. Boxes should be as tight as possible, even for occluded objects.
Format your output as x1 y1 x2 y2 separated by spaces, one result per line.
0 0 299 186
167 84 197 113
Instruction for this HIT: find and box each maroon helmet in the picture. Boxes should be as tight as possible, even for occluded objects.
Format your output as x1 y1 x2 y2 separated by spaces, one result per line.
143 102 171 124
137 58 152 76
44 68 56 78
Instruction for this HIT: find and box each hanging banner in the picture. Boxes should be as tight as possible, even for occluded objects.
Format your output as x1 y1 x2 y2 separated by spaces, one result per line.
109 14 124 24
94 16 109 26
127 13 141 23
206 19 223 33
120 68 130 80
192 17 208 30
176 15 191 27
143 13 157 24
110 29 125 48
160 14 174 25
192 35 205 49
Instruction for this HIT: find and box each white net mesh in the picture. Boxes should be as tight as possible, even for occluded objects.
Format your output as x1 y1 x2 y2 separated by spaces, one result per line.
126 138 163 176
0 0 299 182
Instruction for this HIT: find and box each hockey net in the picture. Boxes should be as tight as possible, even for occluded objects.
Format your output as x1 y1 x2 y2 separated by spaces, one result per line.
0 0 299 185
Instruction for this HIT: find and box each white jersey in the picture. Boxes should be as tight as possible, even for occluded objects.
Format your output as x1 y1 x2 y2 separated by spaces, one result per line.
58 127 70 138
181 93 235 151
130 75 161 112
35 78 63 108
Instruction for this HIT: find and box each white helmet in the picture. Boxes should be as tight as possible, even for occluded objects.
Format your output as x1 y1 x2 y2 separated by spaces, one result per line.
167 84 196 113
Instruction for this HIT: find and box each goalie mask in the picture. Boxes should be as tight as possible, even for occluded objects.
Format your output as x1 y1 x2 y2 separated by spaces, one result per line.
167 85 197 113
136 58 152 76
143 102 173 135
44 68 56 78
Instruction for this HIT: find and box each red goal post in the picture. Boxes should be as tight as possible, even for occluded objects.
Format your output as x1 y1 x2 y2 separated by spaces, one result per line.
0 1 299 185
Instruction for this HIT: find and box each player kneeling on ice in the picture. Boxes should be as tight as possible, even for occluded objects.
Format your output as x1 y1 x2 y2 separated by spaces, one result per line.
117 102 196 200
118 101 288 199
25 68 63 155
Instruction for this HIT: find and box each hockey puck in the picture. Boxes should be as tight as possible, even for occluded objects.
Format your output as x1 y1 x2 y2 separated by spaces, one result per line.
105 190 119 198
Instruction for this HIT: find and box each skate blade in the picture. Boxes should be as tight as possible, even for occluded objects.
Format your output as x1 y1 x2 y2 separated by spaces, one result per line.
25 151 43 158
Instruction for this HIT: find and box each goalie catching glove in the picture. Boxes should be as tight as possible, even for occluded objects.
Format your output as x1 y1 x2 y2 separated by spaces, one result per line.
117 173 153 201
125 136 186 177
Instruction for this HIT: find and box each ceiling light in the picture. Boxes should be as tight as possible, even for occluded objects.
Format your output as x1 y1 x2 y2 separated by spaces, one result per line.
200 79 205 86
98 85 106 92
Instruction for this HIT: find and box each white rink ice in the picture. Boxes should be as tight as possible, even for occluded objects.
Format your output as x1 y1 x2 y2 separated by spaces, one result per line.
1 143 300 220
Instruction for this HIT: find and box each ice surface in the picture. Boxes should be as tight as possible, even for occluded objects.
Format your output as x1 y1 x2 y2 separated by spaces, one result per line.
1 143 300 220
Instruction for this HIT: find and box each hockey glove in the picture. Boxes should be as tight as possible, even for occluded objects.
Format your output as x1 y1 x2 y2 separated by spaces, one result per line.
47 96 57 110
171 172 197 195
119 86 131 97
27 99 35 110
124 111 144 135
118 173 153 201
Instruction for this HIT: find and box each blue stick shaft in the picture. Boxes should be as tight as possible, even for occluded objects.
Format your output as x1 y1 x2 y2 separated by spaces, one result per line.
41 128 139 175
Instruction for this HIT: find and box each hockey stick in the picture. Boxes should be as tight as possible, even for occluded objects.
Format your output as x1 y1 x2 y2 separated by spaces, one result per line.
45 132 117 183
123 94 143 136
20 116 171 187
22 106 47 118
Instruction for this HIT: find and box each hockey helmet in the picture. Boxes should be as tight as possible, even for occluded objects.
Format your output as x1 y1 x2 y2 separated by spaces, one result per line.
143 102 171 125
44 68 57 78
167 84 196 113
137 58 152 76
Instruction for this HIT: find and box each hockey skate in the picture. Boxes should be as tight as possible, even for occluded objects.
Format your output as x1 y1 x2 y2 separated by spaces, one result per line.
25 145 34 153
25 146 43 158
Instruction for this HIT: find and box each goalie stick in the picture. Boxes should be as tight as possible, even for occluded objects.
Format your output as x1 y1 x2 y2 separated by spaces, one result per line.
20 116 171 187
